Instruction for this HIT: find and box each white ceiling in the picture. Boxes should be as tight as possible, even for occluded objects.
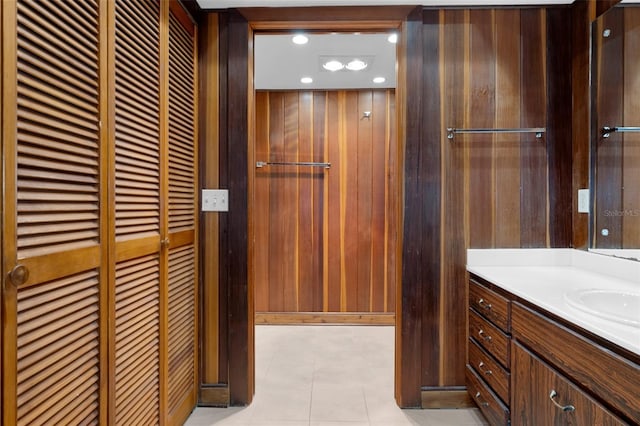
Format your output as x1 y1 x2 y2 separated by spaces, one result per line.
197 0 574 8
201 0 634 90
255 33 397 90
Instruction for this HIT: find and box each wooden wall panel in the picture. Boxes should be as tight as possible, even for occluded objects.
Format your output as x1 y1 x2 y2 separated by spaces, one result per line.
220 10 252 406
253 89 397 315
520 9 549 248
416 6 572 400
547 7 573 248
495 9 522 248
440 7 468 390
572 0 593 250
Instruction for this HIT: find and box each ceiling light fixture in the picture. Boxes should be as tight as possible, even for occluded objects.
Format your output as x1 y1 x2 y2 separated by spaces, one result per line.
292 34 309 45
388 33 398 44
300 77 313 84
345 59 367 71
373 77 386 84
322 60 344 72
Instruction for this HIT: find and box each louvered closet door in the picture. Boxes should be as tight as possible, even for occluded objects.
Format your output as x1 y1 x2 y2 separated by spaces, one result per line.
166 6 198 424
110 0 162 424
2 0 107 425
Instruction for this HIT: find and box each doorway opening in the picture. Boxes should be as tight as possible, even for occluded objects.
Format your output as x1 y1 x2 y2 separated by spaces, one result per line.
251 31 398 324
248 28 401 418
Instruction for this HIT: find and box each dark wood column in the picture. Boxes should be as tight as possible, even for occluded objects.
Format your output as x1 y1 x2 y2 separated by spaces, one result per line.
219 10 253 406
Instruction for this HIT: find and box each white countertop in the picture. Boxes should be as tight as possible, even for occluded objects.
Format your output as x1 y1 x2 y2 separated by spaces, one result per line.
467 249 640 356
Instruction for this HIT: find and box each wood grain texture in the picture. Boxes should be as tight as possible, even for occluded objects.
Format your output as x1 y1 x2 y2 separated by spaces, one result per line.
253 90 397 316
439 8 468 388
520 9 548 248
547 7 573 248
593 7 624 248
397 6 424 408
254 312 395 325
417 7 572 397
512 302 640 425
199 65 221 384
3 0 106 423
571 0 592 249
221 10 252 406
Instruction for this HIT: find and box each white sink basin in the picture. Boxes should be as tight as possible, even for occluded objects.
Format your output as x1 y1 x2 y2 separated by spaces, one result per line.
564 289 640 327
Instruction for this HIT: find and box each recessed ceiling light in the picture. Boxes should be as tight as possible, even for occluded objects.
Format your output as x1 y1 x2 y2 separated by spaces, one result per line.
323 60 344 72
300 77 313 84
346 59 367 71
388 33 398 44
292 34 309 45
373 77 386 84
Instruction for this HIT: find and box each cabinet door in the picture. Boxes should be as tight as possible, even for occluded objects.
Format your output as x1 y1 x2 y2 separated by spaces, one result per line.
109 0 162 423
2 0 107 424
166 4 198 424
512 342 626 426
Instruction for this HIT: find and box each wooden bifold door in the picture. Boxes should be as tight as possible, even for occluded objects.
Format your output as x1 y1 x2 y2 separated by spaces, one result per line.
1 0 198 424
254 89 397 320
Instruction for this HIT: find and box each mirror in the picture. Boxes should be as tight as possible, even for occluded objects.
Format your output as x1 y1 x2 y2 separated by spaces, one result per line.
590 3 640 261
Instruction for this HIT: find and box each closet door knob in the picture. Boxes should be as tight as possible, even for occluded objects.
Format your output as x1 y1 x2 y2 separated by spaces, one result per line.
9 264 29 286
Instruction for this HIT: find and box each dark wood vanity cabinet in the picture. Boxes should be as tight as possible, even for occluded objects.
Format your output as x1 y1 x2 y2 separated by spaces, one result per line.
467 274 640 426
511 342 626 426
467 279 512 426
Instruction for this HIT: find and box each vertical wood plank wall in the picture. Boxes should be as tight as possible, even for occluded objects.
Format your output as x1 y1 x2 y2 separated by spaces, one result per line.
204 2 615 410
400 7 573 407
593 6 640 249
253 89 397 315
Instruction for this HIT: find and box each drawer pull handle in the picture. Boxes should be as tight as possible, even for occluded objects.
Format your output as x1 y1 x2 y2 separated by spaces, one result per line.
478 329 492 342
478 361 492 376
478 298 492 310
474 391 489 407
549 390 575 412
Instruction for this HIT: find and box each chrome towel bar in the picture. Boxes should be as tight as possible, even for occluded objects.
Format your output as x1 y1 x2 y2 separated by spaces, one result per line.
602 126 640 138
256 161 331 169
447 127 545 140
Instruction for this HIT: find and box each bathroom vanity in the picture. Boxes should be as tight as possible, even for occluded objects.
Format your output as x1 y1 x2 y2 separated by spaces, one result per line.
466 249 640 426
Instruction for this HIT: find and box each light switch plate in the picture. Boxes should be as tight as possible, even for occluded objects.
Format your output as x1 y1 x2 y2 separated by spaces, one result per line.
202 189 229 212
578 189 589 213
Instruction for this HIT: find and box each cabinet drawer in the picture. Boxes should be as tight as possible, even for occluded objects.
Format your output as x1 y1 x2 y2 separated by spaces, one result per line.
469 279 510 332
512 342 626 426
469 309 510 368
468 339 510 404
466 365 509 426
512 302 640 425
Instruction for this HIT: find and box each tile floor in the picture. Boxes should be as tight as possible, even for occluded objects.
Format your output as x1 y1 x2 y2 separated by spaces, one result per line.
185 325 488 426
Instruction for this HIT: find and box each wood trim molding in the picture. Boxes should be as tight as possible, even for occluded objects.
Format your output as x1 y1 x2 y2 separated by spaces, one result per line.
255 312 395 325
199 385 230 407
421 387 475 409
241 6 412 27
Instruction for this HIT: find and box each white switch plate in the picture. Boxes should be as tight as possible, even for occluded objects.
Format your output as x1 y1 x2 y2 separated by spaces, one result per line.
578 189 589 213
202 189 229 212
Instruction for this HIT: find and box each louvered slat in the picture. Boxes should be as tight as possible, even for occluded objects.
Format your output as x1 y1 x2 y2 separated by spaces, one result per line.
168 12 195 234
15 0 100 260
115 254 159 426
114 0 160 241
16 270 100 425
168 245 196 413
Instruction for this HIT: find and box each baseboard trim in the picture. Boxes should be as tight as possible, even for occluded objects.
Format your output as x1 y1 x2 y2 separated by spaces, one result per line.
199 384 229 407
421 386 475 409
255 312 395 325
